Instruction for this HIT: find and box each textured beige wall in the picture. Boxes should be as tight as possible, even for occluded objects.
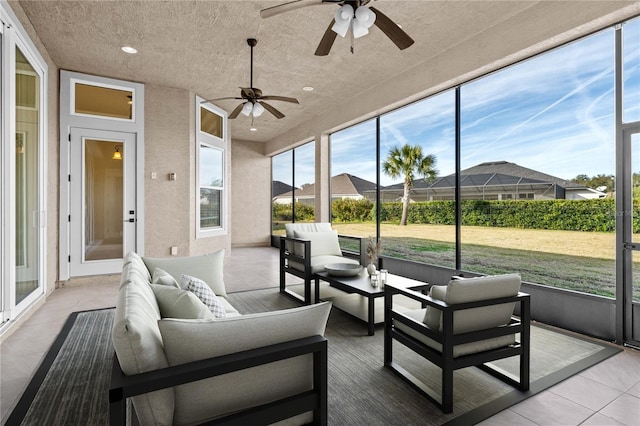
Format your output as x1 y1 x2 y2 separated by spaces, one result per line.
230 139 271 247
143 85 192 257
144 86 231 257
9 1 59 295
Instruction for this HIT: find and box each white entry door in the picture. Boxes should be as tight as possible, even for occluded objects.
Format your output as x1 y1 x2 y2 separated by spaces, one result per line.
69 128 137 276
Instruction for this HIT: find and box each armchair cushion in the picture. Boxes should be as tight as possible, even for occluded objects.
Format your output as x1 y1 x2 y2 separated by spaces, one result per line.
285 222 333 254
400 309 516 358
289 254 359 274
158 302 332 425
142 249 227 297
423 274 521 334
293 230 342 257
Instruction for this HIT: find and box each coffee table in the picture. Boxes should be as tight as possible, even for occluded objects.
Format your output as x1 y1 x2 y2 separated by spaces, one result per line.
314 269 430 336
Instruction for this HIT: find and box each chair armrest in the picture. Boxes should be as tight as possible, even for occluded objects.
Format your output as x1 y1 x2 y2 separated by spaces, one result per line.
110 335 328 425
280 236 312 263
384 283 447 310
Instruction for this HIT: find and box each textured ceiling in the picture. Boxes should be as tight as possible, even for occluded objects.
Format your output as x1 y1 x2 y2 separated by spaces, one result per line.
16 0 640 143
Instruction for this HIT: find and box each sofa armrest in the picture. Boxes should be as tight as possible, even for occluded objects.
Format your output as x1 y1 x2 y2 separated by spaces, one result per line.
110 335 328 426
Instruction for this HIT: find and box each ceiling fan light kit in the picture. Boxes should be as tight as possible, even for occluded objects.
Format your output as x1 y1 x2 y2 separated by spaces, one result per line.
261 0 414 56
202 38 299 123
332 4 375 39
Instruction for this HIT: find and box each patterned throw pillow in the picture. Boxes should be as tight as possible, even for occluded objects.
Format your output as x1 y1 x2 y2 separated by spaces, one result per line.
181 274 226 318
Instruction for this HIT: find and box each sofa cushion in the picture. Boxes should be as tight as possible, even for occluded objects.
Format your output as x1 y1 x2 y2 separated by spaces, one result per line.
142 249 226 296
113 252 174 426
151 267 180 288
158 302 332 425
181 274 226 318
293 230 342 257
151 284 215 320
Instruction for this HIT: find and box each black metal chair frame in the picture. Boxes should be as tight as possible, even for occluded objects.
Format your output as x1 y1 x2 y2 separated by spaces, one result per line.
384 284 530 414
279 234 362 305
110 335 328 425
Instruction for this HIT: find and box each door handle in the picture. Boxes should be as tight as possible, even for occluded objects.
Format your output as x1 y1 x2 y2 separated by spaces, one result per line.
124 218 135 223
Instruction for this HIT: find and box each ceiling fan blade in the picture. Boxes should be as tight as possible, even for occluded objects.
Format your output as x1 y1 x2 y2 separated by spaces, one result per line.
201 96 242 103
228 103 244 119
260 0 335 18
261 95 299 104
259 101 286 119
370 6 415 50
315 19 338 56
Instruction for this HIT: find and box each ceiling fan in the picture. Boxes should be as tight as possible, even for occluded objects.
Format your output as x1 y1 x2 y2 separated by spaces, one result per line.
260 0 414 56
203 38 298 120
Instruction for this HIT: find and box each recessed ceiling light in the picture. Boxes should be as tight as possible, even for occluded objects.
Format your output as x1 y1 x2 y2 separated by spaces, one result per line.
250 127 258 132
302 86 314 91
121 46 138 54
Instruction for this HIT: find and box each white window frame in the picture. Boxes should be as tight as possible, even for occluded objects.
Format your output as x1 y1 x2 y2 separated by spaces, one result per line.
1 3 48 325
196 97 228 238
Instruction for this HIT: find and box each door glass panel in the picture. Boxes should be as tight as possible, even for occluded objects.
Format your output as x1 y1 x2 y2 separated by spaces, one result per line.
632 134 640 303
272 151 293 234
623 18 640 123
15 47 40 303
200 107 223 138
75 83 133 119
294 142 315 223
84 139 123 261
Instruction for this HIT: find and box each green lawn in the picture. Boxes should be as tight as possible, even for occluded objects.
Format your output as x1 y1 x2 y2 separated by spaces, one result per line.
276 221 640 300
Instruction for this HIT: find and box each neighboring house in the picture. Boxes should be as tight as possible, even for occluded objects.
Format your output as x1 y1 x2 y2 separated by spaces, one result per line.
374 161 606 202
273 173 377 205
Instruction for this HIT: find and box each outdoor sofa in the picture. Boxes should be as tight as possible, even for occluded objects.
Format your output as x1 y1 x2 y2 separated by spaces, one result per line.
110 250 331 425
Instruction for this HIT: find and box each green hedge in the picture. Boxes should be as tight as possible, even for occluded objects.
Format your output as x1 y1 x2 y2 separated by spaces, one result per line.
277 198 640 233
331 198 374 222
380 198 640 233
272 202 315 222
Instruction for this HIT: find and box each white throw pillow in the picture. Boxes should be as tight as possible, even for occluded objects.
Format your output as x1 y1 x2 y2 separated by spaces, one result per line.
142 249 227 296
151 284 215 320
181 275 226 318
151 267 180 288
293 230 342 257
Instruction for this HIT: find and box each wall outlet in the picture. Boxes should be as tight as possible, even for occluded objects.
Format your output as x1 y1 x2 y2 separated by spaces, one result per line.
151 172 157 179
170 246 178 256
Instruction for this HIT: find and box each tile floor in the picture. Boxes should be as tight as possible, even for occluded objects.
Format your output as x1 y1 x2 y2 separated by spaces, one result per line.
1 247 639 425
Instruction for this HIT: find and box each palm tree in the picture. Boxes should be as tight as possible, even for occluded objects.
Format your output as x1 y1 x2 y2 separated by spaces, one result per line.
382 144 437 226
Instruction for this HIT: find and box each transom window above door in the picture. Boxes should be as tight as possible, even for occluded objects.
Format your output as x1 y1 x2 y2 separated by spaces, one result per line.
72 81 135 120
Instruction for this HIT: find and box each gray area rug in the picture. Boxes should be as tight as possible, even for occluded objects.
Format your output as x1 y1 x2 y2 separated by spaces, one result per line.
7 289 620 425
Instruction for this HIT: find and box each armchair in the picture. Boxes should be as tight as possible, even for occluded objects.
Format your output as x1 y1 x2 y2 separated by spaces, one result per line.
280 222 362 304
384 274 530 413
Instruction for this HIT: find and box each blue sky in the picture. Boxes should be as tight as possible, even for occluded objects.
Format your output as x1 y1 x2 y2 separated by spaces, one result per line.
278 18 639 188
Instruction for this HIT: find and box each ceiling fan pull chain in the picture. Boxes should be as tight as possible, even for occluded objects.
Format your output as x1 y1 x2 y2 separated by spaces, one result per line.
350 27 355 54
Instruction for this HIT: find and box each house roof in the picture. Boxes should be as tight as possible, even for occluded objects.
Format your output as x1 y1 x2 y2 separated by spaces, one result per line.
275 173 376 199
383 161 586 191
272 181 294 197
